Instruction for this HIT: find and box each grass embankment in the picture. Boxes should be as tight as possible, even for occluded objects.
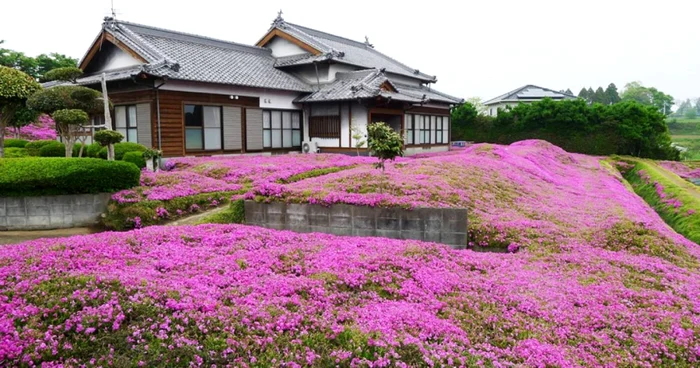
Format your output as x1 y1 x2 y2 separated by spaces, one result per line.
668 117 700 160
619 159 700 244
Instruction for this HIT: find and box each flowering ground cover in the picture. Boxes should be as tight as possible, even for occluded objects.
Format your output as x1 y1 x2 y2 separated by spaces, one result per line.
1 223 699 367
659 160 700 179
105 154 376 229
619 159 700 244
3 114 57 141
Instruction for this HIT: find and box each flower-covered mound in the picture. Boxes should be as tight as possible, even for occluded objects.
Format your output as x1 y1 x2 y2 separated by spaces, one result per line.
659 161 700 179
3 114 57 141
1 224 699 367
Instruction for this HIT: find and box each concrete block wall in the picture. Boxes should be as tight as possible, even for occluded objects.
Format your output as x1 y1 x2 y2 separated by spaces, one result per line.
0 193 111 230
245 201 468 248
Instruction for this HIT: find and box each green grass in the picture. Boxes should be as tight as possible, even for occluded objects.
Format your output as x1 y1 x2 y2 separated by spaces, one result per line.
195 199 245 224
620 159 700 244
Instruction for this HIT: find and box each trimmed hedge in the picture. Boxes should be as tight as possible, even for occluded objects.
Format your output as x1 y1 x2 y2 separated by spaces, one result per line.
5 147 28 158
39 142 66 157
86 143 102 158
122 151 146 169
25 140 57 156
4 139 29 148
0 158 141 196
99 142 147 160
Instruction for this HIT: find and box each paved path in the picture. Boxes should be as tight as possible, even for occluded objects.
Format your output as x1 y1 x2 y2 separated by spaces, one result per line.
0 227 100 245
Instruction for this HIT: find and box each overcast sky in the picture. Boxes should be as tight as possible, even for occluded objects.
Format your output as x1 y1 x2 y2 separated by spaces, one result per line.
2 0 698 102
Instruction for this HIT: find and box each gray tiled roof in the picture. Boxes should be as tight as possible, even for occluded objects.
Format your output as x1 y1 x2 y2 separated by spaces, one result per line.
76 19 312 92
484 85 576 105
266 21 437 82
296 69 460 104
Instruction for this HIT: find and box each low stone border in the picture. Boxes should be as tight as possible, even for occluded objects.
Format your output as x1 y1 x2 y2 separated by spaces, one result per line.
0 193 111 231
244 201 468 248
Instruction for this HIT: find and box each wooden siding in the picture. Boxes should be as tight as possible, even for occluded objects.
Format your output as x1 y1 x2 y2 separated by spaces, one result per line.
309 116 341 139
110 89 258 157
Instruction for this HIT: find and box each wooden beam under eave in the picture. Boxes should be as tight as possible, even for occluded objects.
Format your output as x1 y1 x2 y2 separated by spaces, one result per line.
256 29 322 56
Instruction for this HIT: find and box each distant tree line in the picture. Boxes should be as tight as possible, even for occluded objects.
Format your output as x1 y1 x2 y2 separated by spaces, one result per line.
452 98 679 160
673 98 700 119
0 40 78 81
571 82 674 116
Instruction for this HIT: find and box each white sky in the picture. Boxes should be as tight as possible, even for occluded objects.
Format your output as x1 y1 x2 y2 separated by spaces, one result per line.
2 0 699 102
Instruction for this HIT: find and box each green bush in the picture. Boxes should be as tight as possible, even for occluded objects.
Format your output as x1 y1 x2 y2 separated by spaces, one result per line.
99 142 147 160
93 130 123 146
195 199 245 224
4 147 28 158
25 140 57 156
0 158 141 196
39 141 66 157
4 138 29 148
122 151 146 169
86 143 102 158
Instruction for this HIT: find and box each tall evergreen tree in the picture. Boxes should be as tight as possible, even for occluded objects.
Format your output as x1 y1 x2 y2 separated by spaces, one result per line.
565 88 573 96
593 87 607 104
578 88 589 102
604 83 620 105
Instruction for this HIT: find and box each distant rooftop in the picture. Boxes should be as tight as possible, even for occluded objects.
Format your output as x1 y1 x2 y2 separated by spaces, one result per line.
484 85 576 105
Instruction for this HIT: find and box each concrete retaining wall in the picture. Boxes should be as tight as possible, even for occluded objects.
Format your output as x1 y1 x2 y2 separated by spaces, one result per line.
0 193 111 230
244 201 468 248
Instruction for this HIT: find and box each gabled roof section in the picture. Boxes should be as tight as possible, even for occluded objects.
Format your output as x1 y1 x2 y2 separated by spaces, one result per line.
75 17 312 92
484 85 577 105
257 15 437 83
296 69 461 104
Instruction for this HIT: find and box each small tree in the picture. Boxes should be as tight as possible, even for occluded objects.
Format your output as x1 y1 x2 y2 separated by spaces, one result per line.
0 66 41 158
52 109 89 157
367 122 403 172
350 124 366 156
42 67 83 83
94 130 124 160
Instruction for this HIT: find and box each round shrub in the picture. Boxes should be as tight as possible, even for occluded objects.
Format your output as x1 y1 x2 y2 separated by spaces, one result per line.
4 139 29 148
86 143 103 158
0 157 141 196
99 142 147 160
94 130 124 146
122 151 146 169
4 147 28 158
25 140 57 156
72 143 87 157
39 141 66 157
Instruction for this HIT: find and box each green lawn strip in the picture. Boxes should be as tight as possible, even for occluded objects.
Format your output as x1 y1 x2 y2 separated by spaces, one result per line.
194 199 245 225
277 165 356 184
619 159 700 244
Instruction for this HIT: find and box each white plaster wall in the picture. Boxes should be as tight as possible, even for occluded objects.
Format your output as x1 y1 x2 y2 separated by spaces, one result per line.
350 103 368 148
387 72 424 87
159 80 303 110
329 63 359 81
340 102 350 148
293 64 331 84
97 48 142 72
266 37 308 57
405 145 449 156
486 102 518 116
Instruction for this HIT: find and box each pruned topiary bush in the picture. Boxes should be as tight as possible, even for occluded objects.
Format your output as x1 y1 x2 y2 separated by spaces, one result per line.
4 147 28 158
122 151 146 169
4 138 29 148
0 157 140 196
99 142 147 160
25 139 57 156
39 141 66 157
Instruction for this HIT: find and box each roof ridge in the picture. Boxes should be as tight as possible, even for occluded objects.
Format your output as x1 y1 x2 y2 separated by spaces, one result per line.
115 19 271 56
285 22 367 48
114 22 174 64
281 23 334 53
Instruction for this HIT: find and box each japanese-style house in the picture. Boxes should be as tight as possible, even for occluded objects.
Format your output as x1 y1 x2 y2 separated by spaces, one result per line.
58 13 463 157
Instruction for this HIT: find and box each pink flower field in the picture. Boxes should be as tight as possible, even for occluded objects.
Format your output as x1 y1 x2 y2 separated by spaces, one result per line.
659 161 700 179
3 140 700 366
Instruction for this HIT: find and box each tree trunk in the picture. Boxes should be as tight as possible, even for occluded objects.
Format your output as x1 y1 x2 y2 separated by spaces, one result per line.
108 144 115 161
0 124 5 159
65 140 75 158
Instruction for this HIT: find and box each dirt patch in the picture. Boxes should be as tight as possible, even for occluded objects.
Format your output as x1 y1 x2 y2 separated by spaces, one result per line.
0 227 102 245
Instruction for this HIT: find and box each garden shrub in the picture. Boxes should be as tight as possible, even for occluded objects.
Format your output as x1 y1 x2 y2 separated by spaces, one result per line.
122 151 146 169
39 141 66 157
25 139 57 156
4 147 28 158
99 142 147 160
103 191 235 230
0 158 140 196
86 143 102 158
4 138 29 148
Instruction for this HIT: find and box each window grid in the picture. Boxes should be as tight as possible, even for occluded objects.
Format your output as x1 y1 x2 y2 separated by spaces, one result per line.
263 109 303 149
114 105 138 143
184 104 223 151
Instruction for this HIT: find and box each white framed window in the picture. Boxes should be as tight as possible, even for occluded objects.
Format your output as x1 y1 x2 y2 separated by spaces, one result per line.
185 104 222 151
263 109 302 149
115 105 137 143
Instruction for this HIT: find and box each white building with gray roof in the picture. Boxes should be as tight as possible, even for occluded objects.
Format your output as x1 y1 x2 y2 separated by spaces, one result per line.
483 85 576 117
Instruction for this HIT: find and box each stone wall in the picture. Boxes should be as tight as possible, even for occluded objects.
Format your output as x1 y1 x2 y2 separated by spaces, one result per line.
244 201 468 248
0 193 111 230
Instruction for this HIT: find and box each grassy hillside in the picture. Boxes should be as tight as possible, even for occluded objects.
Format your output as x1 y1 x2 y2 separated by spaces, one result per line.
668 117 700 160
